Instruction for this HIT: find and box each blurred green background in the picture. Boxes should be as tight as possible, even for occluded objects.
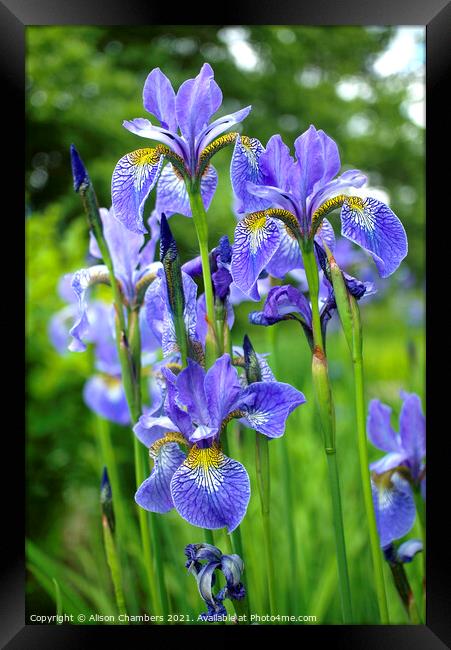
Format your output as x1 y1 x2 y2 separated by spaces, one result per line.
26 26 425 623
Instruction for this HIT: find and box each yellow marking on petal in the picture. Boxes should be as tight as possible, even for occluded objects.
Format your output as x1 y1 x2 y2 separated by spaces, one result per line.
311 194 347 229
165 362 183 374
101 375 122 389
149 432 188 459
129 145 169 167
240 135 253 149
220 409 246 432
245 211 268 233
265 208 300 237
197 132 238 176
345 196 365 211
185 443 223 471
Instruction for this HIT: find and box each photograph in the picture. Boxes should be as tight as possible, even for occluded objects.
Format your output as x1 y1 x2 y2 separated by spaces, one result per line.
25 24 427 628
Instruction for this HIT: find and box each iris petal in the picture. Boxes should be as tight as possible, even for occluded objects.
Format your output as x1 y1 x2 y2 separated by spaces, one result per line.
204 354 242 429
265 223 303 278
372 471 416 548
367 399 401 453
122 118 187 159
399 393 426 481
170 445 250 532
69 265 109 352
340 197 408 278
143 68 177 132
196 106 251 155
111 148 165 234
83 376 130 426
135 442 186 513
176 63 220 147
230 135 267 214
239 381 306 438
231 213 280 295
156 163 217 218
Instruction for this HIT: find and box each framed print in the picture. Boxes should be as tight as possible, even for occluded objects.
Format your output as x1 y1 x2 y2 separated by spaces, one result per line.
2 0 450 646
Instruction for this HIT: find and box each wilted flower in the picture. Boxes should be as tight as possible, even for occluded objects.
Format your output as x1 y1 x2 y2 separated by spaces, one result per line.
185 543 245 620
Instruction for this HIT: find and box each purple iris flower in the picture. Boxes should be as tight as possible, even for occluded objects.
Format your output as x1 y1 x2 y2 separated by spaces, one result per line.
185 543 246 620
368 391 425 548
134 353 305 531
230 127 407 296
69 206 160 352
111 64 251 233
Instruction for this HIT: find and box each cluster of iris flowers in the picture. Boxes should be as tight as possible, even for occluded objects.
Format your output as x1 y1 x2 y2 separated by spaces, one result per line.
49 62 425 624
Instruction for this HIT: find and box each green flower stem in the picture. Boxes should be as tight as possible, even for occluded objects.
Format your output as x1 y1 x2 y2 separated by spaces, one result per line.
255 434 276 616
388 561 421 623
96 417 126 547
266 324 300 615
325 449 353 622
128 311 168 620
204 528 215 546
186 184 218 364
132 437 161 616
301 243 353 623
102 514 128 619
349 297 389 624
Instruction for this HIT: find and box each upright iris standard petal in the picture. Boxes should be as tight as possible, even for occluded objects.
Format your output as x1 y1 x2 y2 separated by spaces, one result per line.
340 197 408 278
111 148 165 233
367 400 400 453
316 129 341 186
143 68 177 132
239 381 306 438
231 212 281 295
231 135 267 214
399 393 426 479
293 125 328 204
175 63 221 146
204 354 242 428
135 441 187 514
156 163 217 217
372 471 416 548
259 134 296 189
162 370 194 439
170 444 250 532
176 359 210 426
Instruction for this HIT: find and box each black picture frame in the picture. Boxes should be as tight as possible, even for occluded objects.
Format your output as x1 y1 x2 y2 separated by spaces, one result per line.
5 0 450 646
